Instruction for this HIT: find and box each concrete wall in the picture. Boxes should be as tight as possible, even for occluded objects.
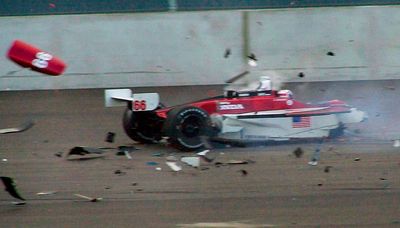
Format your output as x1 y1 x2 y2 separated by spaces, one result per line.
248 6 400 83
1 6 400 90
0 12 245 90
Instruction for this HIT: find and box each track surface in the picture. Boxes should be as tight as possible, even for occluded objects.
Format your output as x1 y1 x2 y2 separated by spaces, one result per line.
1 87 400 227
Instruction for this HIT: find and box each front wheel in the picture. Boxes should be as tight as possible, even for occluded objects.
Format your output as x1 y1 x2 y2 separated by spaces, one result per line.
163 106 213 151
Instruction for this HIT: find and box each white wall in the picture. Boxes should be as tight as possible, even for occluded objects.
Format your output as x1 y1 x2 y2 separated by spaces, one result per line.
1 6 400 90
248 6 400 83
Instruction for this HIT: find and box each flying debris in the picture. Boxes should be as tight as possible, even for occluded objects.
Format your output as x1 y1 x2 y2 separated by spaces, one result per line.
7 40 66 76
326 51 335 56
247 53 258 67
0 120 34 134
224 48 231 58
114 170 126 175
74 194 102 202
0 176 26 201
224 71 249 84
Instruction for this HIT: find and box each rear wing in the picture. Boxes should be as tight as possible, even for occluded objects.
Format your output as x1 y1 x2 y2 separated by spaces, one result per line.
104 89 160 111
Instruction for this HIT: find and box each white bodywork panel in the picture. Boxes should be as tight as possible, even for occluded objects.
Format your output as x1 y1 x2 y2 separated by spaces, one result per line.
337 108 367 124
216 108 366 141
105 89 159 111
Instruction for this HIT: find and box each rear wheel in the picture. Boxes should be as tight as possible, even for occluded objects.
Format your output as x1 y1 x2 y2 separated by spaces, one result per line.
163 106 213 151
122 106 163 144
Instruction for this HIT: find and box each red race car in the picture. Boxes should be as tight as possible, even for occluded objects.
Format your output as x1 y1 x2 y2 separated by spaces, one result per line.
105 84 367 151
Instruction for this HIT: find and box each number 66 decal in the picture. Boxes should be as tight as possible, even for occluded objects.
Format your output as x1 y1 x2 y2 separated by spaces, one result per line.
133 100 147 111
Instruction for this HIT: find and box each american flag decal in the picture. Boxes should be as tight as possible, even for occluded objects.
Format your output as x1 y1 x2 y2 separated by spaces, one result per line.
292 116 311 128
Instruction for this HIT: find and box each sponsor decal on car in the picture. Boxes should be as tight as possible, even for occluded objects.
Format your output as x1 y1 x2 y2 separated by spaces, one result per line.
219 104 245 110
245 135 267 140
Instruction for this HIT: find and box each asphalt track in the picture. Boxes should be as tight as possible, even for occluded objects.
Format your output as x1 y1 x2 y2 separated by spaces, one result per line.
1 85 400 227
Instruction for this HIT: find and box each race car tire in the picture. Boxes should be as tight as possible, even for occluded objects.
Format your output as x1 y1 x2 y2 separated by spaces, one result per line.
163 106 213 151
122 105 164 144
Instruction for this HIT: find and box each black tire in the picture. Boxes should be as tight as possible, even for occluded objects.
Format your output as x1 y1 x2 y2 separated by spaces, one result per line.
122 106 164 144
163 106 213 151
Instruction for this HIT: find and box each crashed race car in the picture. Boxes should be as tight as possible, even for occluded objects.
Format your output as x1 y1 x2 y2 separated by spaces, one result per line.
105 86 367 151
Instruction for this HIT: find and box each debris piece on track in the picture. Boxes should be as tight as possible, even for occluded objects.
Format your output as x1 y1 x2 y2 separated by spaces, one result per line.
0 176 25 201
67 146 105 156
146 161 159 166
105 132 116 143
0 120 34 134
37 191 57 195
239 169 248 176
166 162 182 172
181 157 200 168
293 147 304 158
324 166 332 173
74 194 102 202
114 170 126 175
54 152 63 157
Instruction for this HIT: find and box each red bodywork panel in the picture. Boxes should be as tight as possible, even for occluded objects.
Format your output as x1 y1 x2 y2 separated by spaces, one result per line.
155 91 351 119
7 40 66 76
